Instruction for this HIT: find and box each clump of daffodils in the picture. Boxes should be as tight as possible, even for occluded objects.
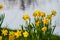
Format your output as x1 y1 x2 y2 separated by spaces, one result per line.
33 10 45 17
0 10 57 40
22 9 57 39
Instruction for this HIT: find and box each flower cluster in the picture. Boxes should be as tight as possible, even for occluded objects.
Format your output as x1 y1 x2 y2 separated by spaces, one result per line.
0 4 57 40
0 29 29 40
21 10 56 40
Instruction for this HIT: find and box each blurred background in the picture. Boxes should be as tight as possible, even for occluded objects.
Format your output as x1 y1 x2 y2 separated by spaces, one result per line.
0 0 60 35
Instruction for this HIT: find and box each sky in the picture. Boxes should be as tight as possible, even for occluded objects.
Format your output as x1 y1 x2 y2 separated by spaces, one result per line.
0 0 60 35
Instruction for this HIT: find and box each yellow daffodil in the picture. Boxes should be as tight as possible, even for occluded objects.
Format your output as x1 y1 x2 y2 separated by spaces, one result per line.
0 4 3 10
9 31 15 36
23 31 29 37
35 20 40 26
9 31 15 40
15 30 22 38
33 10 41 17
46 14 52 20
0 36 2 40
43 19 49 25
9 35 15 40
1 29 8 36
40 12 45 17
51 10 57 16
42 26 47 31
22 14 30 20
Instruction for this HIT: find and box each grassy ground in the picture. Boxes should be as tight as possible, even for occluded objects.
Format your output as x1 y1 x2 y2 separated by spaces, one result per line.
0 28 60 40
42 35 60 40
